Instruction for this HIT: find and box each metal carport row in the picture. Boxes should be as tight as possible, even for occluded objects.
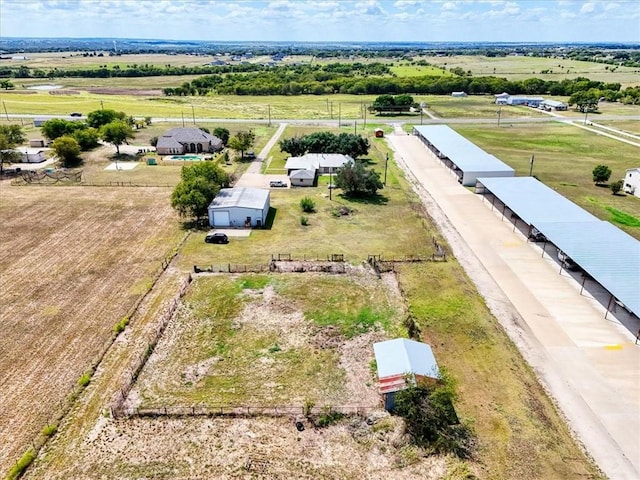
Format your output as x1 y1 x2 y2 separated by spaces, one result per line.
535 221 640 318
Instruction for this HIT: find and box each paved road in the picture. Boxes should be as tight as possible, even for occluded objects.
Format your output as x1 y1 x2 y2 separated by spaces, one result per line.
387 128 640 480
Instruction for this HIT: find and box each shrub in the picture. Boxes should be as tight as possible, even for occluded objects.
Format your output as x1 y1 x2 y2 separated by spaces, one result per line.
6 449 36 480
300 196 316 213
316 409 345 427
300 215 309 226
113 316 130 334
42 423 58 437
610 179 623 195
592 164 612 184
78 372 92 387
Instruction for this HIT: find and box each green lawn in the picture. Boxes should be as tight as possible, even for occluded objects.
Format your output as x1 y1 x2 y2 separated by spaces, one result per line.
452 123 640 238
390 63 451 77
134 274 400 408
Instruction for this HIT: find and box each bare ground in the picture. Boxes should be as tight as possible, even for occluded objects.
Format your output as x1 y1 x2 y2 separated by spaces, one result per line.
0 185 182 475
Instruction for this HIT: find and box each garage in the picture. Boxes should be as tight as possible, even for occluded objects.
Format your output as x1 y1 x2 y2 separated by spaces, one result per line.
207 187 270 228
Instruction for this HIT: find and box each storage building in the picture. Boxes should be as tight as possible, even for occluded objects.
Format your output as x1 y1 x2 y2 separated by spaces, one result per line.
208 187 270 228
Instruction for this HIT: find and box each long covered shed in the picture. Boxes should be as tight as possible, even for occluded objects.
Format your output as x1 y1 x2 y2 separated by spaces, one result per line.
476 176 640 319
413 125 514 186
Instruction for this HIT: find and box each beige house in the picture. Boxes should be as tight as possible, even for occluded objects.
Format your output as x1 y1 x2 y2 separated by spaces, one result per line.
156 128 223 155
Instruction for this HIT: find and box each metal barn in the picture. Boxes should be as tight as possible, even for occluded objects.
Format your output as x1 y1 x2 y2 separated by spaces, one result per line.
208 187 270 228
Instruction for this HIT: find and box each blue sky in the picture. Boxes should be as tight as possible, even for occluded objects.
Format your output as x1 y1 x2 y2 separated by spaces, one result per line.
0 0 638 43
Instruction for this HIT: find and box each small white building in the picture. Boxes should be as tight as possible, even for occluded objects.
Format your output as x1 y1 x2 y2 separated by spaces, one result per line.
623 168 640 198
541 99 568 111
451 91 467 97
289 169 315 187
507 96 544 106
208 187 270 228
495 92 510 105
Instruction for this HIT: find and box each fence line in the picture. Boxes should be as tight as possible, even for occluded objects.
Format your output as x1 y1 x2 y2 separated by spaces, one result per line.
117 404 379 420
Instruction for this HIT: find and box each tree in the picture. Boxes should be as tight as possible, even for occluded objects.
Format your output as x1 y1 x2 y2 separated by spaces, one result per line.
41 119 84 141
394 372 474 458
212 127 230 145
52 136 81 167
227 130 255 159
0 133 22 174
335 161 383 197
0 80 14 90
100 120 134 155
279 135 308 157
171 161 230 223
72 127 100 150
569 90 599 112
0 124 26 145
610 180 623 195
592 164 612 184
87 109 126 128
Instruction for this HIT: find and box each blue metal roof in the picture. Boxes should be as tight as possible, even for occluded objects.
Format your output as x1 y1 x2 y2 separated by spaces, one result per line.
476 176 598 224
373 338 439 379
413 125 514 174
535 221 640 316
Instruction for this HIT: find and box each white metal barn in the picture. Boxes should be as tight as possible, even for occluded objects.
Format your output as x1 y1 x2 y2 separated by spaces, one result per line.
208 187 270 228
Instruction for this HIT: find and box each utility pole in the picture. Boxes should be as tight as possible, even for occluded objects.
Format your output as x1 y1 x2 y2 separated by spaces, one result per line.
420 108 423 125
363 104 367 127
529 154 535 177
191 104 195 125
583 107 589 125
338 103 341 127
100 100 104 110
384 153 389 185
2 101 8 121
268 104 271 127
329 169 333 200
181 110 185 127
496 104 502 127
354 120 357 135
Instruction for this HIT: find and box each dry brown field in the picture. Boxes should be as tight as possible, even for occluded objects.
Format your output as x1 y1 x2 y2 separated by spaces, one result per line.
0 183 183 476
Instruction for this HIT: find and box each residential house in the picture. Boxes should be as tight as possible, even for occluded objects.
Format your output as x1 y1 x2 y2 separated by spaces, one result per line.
623 168 640 198
156 127 223 155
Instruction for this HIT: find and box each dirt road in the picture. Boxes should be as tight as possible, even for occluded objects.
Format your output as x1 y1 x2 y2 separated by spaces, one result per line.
386 128 640 480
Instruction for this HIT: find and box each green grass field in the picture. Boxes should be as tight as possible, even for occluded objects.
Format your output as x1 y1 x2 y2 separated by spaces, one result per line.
424 54 640 88
390 63 451 77
452 123 640 238
134 273 399 408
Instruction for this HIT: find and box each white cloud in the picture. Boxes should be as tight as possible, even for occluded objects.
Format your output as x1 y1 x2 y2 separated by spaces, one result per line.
394 0 418 7
580 2 595 14
441 2 459 11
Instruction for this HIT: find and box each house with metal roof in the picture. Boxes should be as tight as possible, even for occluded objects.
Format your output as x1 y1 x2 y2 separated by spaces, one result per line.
207 187 270 228
373 338 440 411
284 153 354 175
289 169 316 187
413 125 514 186
156 127 223 155
541 99 568 111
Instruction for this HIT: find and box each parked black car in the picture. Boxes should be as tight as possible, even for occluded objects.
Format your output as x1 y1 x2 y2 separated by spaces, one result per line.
205 232 229 244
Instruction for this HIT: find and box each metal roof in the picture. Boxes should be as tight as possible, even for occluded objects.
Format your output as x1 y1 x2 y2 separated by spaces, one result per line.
285 153 353 171
413 125 514 174
209 187 269 210
535 221 640 316
476 176 598 224
373 338 439 379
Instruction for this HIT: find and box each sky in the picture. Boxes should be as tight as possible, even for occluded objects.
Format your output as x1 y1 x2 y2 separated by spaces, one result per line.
0 0 638 43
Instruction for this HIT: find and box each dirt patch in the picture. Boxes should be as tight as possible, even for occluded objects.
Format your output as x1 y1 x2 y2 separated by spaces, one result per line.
48 89 81 95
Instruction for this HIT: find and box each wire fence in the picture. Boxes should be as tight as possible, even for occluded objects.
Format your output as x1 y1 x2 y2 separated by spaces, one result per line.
115 404 379 420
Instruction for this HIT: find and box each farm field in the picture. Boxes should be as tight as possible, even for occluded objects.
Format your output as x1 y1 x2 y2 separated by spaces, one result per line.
452 122 640 239
424 54 640 87
595 120 640 135
0 185 183 476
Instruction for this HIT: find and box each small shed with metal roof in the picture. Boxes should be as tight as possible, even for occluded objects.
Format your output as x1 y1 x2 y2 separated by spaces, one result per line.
373 338 440 411
413 125 514 186
208 187 270 228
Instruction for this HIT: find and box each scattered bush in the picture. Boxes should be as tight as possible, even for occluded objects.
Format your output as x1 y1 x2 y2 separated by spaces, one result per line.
316 409 345 427
77 372 92 387
300 215 309 226
6 449 36 480
610 179 623 195
113 316 130 334
300 197 316 213
42 423 58 437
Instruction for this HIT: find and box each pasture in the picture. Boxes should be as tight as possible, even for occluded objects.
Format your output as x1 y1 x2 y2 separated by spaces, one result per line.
0 124 598 479
0 185 183 476
452 122 640 238
424 54 640 88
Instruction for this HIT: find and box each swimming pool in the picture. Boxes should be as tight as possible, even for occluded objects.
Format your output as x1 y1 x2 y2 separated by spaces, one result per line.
170 155 202 161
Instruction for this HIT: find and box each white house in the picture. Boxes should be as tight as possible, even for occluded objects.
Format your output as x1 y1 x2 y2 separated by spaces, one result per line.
284 153 354 187
495 92 510 105
540 99 568 111
156 127 223 155
507 96 544 106
623 168 640 198
208 187 270 228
